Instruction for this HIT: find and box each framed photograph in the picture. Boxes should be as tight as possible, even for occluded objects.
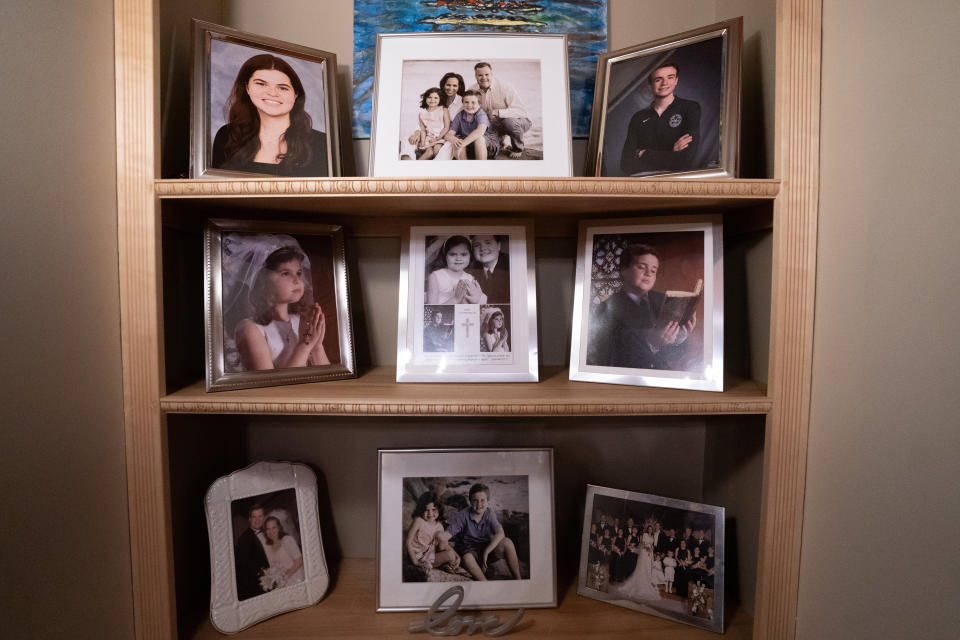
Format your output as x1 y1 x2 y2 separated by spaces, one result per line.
351 0 607 139
584 18 742 178
578 485 725 633
205 461 330 633
397 222 538 382
569 217 723 391
190 19 342 178
377 448 556 611
204 219 356 391
369 33 573 177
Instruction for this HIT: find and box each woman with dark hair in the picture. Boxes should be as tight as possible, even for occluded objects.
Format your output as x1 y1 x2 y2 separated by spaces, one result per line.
263 516 305 585
432 72 467 161
212 54 328 176
235 245 330 370
438 71 466 119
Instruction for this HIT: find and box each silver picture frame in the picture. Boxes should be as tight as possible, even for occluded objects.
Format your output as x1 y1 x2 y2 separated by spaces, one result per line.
397 220 538 382
190 19 343 178
205 461 330 633
376 448 556 611
204 219 356 391
584 18 742 178
369 32 573 177
569 216 723 391
578 484 726 633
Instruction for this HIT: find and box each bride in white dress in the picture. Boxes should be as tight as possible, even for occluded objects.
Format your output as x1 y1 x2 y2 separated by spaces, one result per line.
263 516 305 586
611 524 660 602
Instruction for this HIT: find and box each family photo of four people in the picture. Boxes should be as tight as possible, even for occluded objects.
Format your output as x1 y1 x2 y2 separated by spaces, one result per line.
423 233 511 354
400 60 541 161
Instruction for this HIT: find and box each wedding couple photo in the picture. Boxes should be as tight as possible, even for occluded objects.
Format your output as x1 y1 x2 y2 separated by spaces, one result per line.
231 489 305 601
579 485 725 633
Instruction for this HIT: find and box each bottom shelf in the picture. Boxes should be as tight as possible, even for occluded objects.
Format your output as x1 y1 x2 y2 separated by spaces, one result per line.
187 558 753 639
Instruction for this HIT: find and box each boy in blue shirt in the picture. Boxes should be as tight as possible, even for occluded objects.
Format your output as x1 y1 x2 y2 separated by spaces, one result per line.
444 91 500 160
441 482 522 580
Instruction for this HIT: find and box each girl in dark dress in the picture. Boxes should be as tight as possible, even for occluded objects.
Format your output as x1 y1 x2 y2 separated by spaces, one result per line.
610 528 626 582
675 539 692 597
619 526 640 582
212 54 328 176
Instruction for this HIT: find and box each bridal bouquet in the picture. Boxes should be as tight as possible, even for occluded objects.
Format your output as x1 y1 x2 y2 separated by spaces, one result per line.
259 566 288 592
687 580 710 618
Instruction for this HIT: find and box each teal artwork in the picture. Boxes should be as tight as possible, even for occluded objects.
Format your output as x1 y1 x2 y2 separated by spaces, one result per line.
353 0 608 138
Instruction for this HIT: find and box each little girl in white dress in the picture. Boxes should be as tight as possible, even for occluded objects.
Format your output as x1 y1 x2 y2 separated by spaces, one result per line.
662 549 677 593
426 236 487 305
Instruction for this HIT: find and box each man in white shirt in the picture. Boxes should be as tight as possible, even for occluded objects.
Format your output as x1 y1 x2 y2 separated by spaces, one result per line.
469 62 532 159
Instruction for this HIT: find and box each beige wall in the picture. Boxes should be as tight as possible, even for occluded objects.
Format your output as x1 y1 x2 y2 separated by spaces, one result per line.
799 1 960 638
0 2 133 638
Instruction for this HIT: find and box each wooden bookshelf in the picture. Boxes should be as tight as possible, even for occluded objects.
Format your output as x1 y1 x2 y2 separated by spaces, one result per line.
186 559 753 640
114 1 820 638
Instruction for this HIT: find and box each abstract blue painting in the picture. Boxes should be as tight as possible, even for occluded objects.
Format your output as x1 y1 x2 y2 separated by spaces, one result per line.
353 0 607 138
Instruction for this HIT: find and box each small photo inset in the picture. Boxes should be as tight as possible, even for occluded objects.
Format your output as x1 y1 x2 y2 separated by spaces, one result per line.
423 305 455 353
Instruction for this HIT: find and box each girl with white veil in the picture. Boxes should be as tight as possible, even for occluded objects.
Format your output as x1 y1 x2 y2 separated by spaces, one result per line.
221 233 330 371
611 523 661 602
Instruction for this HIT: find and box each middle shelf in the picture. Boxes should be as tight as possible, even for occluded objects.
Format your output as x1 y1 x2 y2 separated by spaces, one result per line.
161 365 770 416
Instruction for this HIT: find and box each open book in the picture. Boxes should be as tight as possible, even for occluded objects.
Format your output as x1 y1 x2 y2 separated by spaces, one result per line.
657 278 703 327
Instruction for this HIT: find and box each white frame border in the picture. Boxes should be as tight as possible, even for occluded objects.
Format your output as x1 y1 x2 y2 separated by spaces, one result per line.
376 448 556 611
370 33 572 177
569 216 724 391
205 461 330 634
397 221 539 382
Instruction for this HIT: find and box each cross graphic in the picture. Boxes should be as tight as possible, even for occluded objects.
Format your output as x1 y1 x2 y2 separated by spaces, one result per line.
461 317 474 338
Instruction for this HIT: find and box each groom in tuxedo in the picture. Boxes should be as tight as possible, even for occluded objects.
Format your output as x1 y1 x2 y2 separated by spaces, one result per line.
467 234 510 304
235 504 269 601
656 526 679 555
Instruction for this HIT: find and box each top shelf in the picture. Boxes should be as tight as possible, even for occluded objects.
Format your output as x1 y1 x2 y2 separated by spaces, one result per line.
156 177 779 215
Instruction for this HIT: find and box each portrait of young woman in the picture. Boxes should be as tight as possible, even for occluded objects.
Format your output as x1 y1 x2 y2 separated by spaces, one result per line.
191 20 342 178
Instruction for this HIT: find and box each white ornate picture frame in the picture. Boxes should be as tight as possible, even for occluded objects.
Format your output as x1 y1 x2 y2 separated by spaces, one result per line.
205 461 330 633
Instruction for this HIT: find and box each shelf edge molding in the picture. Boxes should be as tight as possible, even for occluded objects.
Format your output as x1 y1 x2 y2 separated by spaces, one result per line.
160 399 773 416
156 176 781 199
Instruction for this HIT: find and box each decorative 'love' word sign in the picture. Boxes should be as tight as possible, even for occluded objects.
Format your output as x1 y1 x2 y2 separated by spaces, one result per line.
408 585 525 637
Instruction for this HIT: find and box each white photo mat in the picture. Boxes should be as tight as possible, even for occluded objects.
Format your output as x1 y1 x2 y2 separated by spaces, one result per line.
569 216 723 391
205 461 329 634
397 222 538 382
370 33 572 177
377 448 556 611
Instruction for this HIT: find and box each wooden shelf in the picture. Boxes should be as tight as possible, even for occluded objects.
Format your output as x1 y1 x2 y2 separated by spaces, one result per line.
161 366 770 416
185 558 753 639
156 177 779 214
